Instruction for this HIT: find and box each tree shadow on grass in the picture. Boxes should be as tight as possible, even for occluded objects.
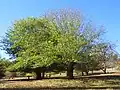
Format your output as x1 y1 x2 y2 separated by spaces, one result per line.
105 80 120 85
1 76 86 82
2 74 120 82
0 79 8 84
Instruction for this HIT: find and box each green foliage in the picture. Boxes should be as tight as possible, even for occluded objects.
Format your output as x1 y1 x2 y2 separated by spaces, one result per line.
3 9 87 74
0 58 11 78
5 71 16 78
1 9 118 77
47 63 67 73
25 73 34 77
45 9 87 63
7 18 60 71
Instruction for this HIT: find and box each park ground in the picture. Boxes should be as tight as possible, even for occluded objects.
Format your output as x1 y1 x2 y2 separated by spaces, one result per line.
1 70 120 89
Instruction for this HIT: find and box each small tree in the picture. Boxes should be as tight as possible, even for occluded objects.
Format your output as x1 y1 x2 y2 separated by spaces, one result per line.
0 58 11 78
92 43 116 74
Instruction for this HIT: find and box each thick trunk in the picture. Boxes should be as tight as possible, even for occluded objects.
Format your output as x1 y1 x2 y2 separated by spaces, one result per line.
67 62 74 79
36 72 42 80
34 68 42 80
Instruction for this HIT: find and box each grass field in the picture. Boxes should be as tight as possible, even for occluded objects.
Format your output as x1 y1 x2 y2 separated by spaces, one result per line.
0 77 120 89
0 71 120 89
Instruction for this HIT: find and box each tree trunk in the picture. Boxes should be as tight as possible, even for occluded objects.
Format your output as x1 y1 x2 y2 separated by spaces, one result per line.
36 72 42 80
82 71 84 76
85 71 88 75
92 70 93 74
103 68 106 74
34 68 42 80
67 62 74 79
42 71 45 78
27 76 30 80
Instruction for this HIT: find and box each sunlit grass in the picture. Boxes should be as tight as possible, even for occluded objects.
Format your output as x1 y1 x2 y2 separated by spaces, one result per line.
0 78 120 88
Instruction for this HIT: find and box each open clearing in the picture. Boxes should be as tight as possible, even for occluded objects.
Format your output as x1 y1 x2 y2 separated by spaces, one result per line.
1 75 120 89
1 72 120 89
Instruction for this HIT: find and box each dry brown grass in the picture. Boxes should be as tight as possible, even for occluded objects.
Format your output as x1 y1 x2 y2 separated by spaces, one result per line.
0 78 120 88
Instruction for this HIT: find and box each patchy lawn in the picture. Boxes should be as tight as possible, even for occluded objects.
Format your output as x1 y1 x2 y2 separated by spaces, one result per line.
0 78 120 88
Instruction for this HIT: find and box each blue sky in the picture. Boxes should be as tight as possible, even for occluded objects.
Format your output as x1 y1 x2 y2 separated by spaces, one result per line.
0 0 120 58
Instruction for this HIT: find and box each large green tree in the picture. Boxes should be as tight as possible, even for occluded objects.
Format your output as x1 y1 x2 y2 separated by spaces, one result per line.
3 18 61 79
44 9 88 78
1 9 88 79
1 9 116 79
44 9 106 77
2 16 86 79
